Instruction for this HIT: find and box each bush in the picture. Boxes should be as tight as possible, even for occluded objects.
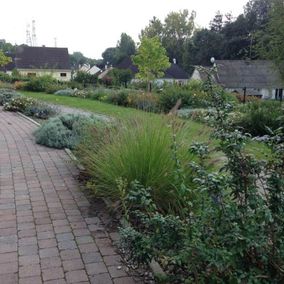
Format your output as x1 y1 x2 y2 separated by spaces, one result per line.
127 92 159 112
24 75 57 92
23 103 58 119
3 96 36 112
54 89 76 96
0 89 22 105
233 100 284 136
159 81 210 112
0 72 12 83
34 114 106 149
104 90 129 106
76 116 195 213
73 71 97 86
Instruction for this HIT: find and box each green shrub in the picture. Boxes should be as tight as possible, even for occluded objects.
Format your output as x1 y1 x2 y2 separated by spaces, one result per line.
34 114 106 149
0 89 22 105
3 96 36 112
104 90 129 106
24 75 57 92
76 116 195 213
0 72 12 83
45 84 65 94
23 103 58 119
54 89 76 96
159 81 210 112
127 92 159 112
233 100 284 136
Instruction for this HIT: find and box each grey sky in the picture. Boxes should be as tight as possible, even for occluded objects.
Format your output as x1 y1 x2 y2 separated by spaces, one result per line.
0 0 248 59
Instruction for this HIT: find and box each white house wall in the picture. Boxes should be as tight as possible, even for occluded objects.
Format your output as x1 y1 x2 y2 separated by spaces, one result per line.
17 69 72 81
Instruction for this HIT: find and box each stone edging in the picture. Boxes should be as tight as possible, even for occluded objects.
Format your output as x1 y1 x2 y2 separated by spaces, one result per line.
16 111 41 126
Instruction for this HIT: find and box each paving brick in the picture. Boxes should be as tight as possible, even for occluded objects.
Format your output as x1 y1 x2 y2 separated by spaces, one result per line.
0 273 18 284
19 255 40 266
42 267 64 281
108 265 128 278
86 262 108 275
40 256 62 269
19 264 41 278
39 247 59 258
82 252 103 264
113 277 136 284
65 270 89 283
19 276 42 284
0 252 17 264
90 273 113 284
79 243 98 254
62 259 84 272
103 255 122 266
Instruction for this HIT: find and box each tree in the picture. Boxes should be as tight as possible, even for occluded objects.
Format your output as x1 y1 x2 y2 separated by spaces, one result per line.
140 17 164 39
210 11 223 32
70 52 88 70
109 68 133 87
102 47 118 66
140 10 195 69
183 29 224 71
162 10 195 66
132 37 170 92
73 71 97 87
116 33 136 63
0 51 11 67
256 0 284 79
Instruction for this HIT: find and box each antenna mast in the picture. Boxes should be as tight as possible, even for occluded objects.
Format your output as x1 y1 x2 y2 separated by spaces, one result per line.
32 20 37 46
26 24 32 46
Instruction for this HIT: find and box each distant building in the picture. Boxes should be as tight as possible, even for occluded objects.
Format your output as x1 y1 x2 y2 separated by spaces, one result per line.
3 46 71 81
78 64 101 75
116 57 189 85
191 60 283 99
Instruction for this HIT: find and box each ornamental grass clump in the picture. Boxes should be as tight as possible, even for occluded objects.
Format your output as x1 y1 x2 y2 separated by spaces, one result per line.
76 115 195 213
34 113 106 149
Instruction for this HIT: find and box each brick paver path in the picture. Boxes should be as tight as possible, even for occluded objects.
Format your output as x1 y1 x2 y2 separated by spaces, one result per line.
0 109 137 284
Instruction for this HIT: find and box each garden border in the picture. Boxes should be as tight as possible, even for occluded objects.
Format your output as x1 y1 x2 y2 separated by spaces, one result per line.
16 111 41 126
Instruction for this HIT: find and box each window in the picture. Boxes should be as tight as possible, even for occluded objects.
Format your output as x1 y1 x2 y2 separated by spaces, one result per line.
27 73 36 77
60 73 67 77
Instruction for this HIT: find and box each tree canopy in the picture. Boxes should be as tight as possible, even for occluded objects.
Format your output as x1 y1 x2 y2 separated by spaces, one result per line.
132 37 170 91
102 33 136 66
0 50 11 67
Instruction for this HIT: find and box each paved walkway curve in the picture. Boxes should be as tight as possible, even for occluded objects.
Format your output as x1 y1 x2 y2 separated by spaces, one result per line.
0 108 138 284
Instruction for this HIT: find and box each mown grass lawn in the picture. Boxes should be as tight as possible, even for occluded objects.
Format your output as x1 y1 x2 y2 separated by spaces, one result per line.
21 91 269 161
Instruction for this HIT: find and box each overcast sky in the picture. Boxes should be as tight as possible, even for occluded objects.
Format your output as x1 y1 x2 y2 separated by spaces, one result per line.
0 0 248 59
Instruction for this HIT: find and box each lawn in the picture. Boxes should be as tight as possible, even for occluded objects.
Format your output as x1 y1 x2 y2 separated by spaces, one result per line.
21 91 269 160
21 91 147 119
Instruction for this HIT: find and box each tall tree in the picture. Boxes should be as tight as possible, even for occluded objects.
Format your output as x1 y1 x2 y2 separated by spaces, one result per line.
162 10 195 65
256 0 284 79
132 37 170 92
140 17 164 39
116 33 136 63
69 52 88 70
210 11 223 32
102 47 118 66
0 50 11 67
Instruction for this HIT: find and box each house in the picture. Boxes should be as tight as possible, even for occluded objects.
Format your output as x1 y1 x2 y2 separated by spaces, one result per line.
191 60 284 100
116 57 189 85
79 64 101 75
3 46 71 81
